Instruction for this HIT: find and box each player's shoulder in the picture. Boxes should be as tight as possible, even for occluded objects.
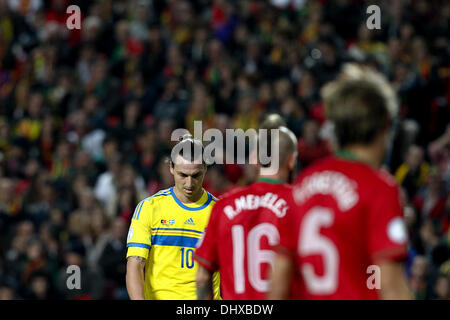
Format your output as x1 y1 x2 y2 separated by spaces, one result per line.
294 156 333 186
130 189 171 220
271 182 294 192
214 183 294 206
141 188 173 205
204 189 219 203
257 182 294 201
206 186 247 212
374 168 399 189
296 156 393 185
348 161 399 190
293 156 381 197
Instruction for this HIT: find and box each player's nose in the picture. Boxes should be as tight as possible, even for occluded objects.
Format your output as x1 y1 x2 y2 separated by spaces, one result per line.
186 176 193 187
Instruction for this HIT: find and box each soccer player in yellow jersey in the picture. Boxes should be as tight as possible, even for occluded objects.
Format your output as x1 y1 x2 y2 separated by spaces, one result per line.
125 135 221 300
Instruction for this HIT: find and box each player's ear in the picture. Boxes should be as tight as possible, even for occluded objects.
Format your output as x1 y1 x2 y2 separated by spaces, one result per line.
287 153 297 171
169 161 175 175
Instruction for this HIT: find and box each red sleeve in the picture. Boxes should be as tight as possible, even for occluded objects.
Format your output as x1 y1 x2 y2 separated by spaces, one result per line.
367 181 408 262
194 203 221 271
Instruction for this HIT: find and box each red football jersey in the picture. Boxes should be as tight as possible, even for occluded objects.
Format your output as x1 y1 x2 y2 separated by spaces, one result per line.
278 156 409 299
194 180 295 299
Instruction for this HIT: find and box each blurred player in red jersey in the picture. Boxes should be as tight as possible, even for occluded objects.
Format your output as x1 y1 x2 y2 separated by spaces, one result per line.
194 125 298 299
269 64 414 300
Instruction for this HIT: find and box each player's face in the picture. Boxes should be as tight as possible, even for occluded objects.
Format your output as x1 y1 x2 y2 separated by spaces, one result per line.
170 156 206 202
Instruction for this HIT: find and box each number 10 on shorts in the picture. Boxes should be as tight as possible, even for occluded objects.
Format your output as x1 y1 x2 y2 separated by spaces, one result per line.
180 248 194 268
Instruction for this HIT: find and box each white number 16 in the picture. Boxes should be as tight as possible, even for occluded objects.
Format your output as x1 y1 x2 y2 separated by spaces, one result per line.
231 223 279 293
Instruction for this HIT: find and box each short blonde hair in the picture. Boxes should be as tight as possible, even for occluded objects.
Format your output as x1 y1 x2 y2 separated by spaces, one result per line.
321 63 398 147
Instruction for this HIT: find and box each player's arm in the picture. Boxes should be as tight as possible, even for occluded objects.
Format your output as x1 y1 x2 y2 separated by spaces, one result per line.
196 265 214 300
269 197 297 300
368 182 414 300
126 256 146 300
125 199 152 300
268 252 295 300
378 260 413 300
194 202 221 300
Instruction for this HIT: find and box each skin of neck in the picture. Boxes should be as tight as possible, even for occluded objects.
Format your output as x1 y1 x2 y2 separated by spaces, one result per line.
342 131 388 168
258 168 288 183
257 153 296 183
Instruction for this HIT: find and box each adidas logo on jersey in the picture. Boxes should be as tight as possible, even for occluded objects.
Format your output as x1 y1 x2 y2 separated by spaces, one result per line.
184 218 195 225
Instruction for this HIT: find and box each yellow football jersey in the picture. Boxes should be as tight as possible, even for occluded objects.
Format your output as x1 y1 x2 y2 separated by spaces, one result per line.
126 187 221 300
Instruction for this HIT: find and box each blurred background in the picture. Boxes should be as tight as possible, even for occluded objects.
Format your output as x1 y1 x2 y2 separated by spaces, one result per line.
0 0 449 300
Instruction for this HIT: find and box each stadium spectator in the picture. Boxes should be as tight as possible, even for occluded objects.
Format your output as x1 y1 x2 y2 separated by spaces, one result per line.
0 284 15 300
412 167 448 234
432 273 449 300
24 270 56 300
99 217 128 299
297 119 332 168
202 164 233 199
56 240 105 300
428 124 450 190
86 206 110 272
409 255 431 299
395 145 430 199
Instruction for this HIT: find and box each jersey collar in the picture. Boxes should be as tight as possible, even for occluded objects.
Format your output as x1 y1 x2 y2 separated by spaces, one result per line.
336 150 360 161
170 187 213 211
336 149 379 168
256 177 283 184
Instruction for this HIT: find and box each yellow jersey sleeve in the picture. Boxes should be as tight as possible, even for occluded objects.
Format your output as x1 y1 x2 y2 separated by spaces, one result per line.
126 199 152 259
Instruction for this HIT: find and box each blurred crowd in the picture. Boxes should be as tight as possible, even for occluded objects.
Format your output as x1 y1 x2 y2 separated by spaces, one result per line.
0 0 449 300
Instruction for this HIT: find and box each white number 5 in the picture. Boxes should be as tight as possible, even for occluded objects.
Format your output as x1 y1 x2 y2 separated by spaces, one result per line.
299 207 339 295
